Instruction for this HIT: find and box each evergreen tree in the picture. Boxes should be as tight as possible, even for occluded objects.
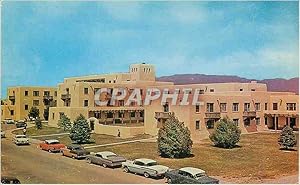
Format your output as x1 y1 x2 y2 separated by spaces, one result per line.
157 114 193 158
209 117 241 149
278 125 297 150
69 114 91 144
28 107 39 119
35 117 42 129
58 114 72 131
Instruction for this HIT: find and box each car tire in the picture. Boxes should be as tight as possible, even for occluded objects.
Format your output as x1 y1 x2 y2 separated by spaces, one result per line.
72 156 75 159
87 158 92 164
48 149 52 153
103 163 107 168
167 178 172 184
144 172 150 178
123 167 129 173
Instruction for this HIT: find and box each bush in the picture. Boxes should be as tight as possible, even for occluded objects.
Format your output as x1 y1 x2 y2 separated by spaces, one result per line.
58 114 72 131
35 117 42 129
157 114 193 158
28 107 39 119
278 125 297 150
209 117 241 149
69 114 91 144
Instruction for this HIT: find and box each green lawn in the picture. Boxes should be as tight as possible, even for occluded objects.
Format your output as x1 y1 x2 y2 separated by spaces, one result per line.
87 133 298 182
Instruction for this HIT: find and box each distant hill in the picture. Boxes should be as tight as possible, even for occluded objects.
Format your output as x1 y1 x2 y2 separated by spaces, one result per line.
157 74 299 94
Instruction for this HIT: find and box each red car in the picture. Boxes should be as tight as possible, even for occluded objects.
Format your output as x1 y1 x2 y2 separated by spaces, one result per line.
39 139 65 153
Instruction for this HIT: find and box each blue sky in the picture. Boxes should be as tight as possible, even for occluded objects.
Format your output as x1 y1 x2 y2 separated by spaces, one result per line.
2 1 299 97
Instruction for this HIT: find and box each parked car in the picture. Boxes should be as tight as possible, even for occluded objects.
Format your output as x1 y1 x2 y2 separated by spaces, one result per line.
61 144 90 159
1 176 21 184
15 121 27 128
3 118 14 124
13 135 29 145
122 158 169 178
86 151 126 168
165 167 219 184
1 130 5 138
39 139 65 152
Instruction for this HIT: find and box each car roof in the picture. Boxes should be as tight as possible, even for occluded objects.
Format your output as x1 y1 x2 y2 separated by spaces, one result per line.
45 139 59 143
68 144 82 148
179 167 205 176
15 135 26 137
96 151 116 157
135 158 157 164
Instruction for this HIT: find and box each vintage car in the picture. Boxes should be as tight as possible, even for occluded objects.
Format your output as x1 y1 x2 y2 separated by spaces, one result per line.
1 130 5 138
13 135 30 145
3 118 14 124
86 151 126 168
1 176 21 184
122 158 169 178
39 139 65 152
61 144 90 159
165 167 219 184
15 121 27 128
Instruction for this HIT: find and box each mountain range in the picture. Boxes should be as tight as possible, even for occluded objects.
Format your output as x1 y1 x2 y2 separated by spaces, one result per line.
157 74 299 94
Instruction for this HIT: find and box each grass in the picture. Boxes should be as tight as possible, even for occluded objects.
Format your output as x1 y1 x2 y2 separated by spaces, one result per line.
12 126 66 136
86 133 298 182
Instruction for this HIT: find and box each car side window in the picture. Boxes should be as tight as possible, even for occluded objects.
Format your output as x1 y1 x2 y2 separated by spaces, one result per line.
134 161 144 166
96 154 102 158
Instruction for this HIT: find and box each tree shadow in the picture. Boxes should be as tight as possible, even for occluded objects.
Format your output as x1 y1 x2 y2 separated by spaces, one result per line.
211 144 242 149
279 148 297 151
159 153 195 159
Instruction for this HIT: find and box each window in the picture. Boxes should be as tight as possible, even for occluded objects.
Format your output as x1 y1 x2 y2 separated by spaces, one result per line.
233 119 239 126
256 118 260 125
286 103 296 111
25 105 28 110
44 91 50 96
66 88 69 93
265 103 268 110
196 120 200 130
10 110 14 116
209 89 214 92
255 103 260 111
273 103 278 110
107 112 113 118
119 100 125 106
33 100 39 106
118 112 123 118
206 103 214 112
251 89 256 91
196 104 200 113
84 88 88 94
199 90 204 94
33 91 39 96
131 112 136 118
244 103 250 112
240 89 243 91
25 91 29 96
232 103 239 112
84 100 88 107
52 113 55 120
220 103 227 112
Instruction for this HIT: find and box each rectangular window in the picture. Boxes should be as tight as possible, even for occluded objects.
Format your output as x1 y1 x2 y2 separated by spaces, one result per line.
220 103 227 112
273 103 278 110
199 90 204 94
255 103 260 111
33 91 39 96
33 100 39 106
233 119 239 126
265 103 268 110
256 118 260 125
25 105 29 110
25 91 29 96
209 89 214 92
119 100 125 106
44 91 50 96
94 112 101 119
286 103 296 111
232 103 239 112
244 103 250 112
52 113 55 120
84 88 88 94
206 103 214 112
196 120 200 130
10 110 14 116
84 100 89 107
196 104 200 113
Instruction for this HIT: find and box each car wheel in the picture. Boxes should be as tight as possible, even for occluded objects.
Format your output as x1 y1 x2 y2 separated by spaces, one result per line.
72 156 75 159
144 172 150 178
123 167 129 173
48 149 52 153
87 158 92 164
167 178 172 184
103 163 107 168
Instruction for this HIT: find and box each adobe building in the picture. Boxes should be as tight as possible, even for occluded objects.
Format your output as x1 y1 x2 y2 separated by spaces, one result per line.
1 87 57 121
48 63 299 140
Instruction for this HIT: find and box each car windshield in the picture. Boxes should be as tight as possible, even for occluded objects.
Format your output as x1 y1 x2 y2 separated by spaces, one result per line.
16 136 26 138
49 141 59 144
195 173 206 178
146 162 157 166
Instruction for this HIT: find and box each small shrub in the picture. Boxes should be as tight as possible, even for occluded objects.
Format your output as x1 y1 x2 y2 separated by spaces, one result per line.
209 117 241 149
35 117 42 129
28 107 39 119
278 125 297 150
158 114 193 158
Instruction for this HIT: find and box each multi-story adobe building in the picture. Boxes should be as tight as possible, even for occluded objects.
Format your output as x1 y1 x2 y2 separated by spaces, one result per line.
48 63 299 141
1 87 57 121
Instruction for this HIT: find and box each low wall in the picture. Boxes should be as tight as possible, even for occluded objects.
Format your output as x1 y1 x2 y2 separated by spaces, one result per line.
94 124 145 138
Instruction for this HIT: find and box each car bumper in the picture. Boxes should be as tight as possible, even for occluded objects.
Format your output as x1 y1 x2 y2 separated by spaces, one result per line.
16 142 29 145
50 149 62 152
75 155 87 159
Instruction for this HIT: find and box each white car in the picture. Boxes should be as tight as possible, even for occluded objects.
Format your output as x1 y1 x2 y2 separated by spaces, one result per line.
1 130 5 138
122 158 169 178
14 135 30 145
